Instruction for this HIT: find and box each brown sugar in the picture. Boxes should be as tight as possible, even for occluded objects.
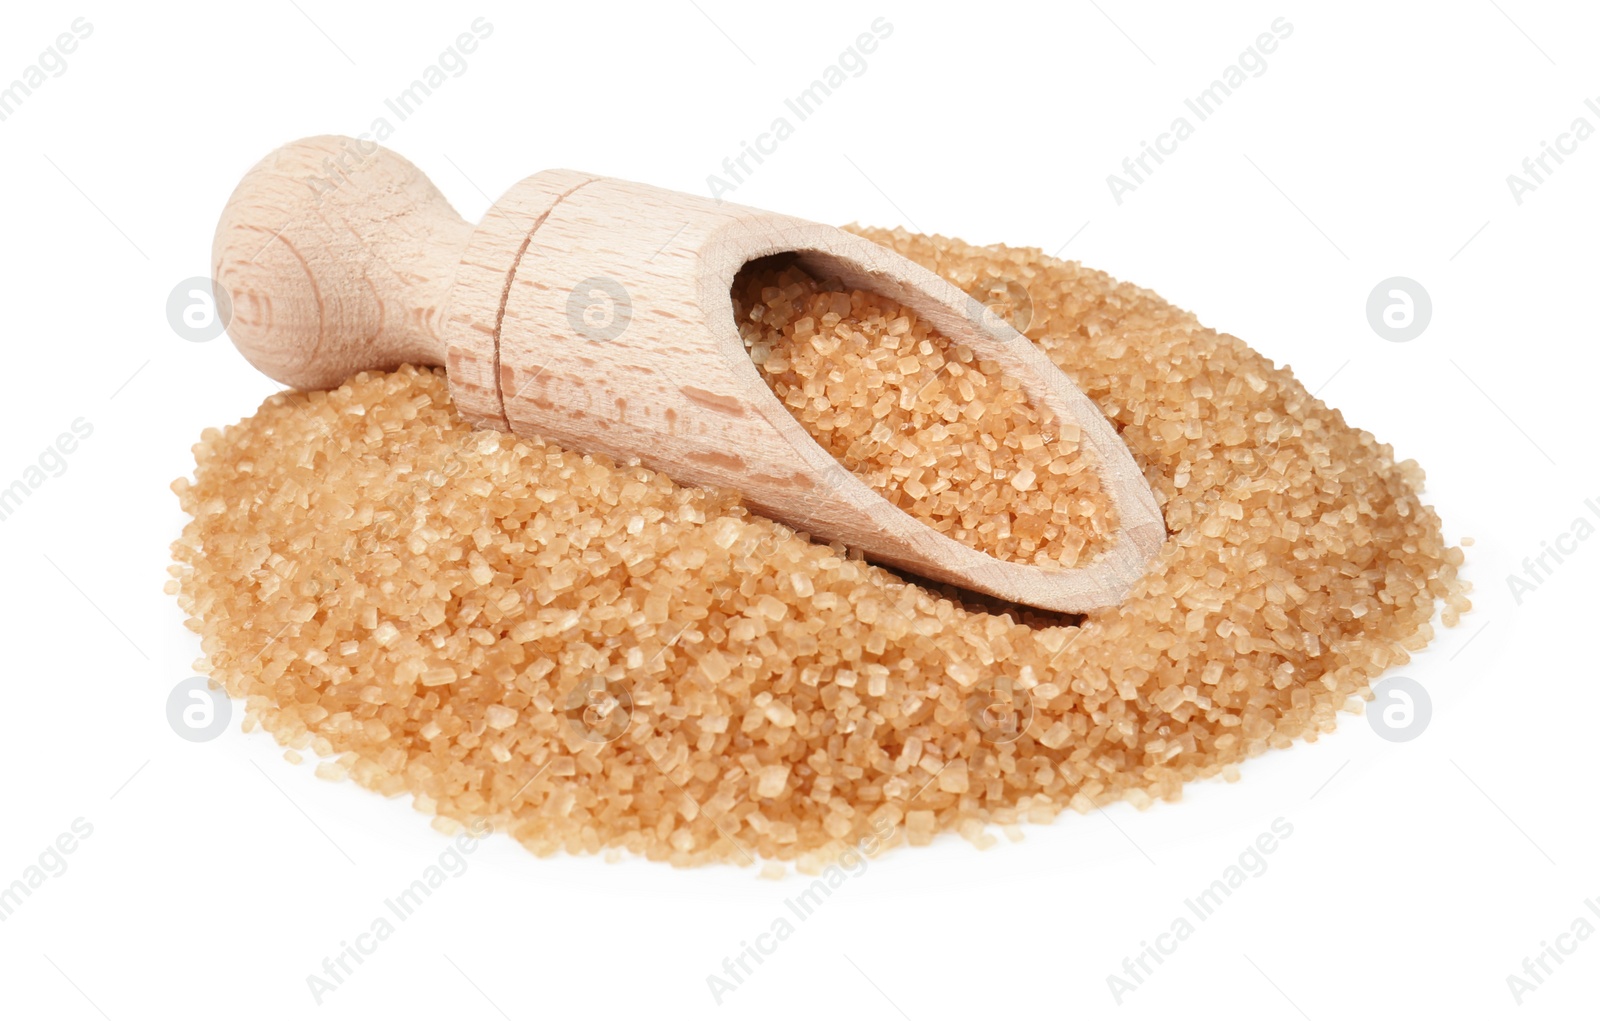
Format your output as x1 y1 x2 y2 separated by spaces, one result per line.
733 255 1118 568
169 228 1468 870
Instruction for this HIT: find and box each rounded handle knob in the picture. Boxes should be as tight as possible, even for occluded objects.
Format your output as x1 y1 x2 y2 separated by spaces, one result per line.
212 135 473 390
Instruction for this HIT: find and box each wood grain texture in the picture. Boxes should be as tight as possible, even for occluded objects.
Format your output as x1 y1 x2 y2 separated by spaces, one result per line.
213 136 1167 611
442 170 598 432
214 136 470 390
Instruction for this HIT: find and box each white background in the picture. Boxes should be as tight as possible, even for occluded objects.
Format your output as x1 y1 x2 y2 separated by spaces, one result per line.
1 2 1595 1018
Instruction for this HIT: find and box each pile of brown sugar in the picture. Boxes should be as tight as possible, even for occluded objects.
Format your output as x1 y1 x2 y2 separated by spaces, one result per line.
169 228 1468 871
733 256 1117 568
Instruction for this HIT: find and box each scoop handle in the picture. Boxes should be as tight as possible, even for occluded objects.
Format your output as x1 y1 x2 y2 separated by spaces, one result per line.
212 135 473 390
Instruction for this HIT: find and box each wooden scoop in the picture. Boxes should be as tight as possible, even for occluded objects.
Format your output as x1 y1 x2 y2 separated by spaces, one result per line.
213 136 1164 611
